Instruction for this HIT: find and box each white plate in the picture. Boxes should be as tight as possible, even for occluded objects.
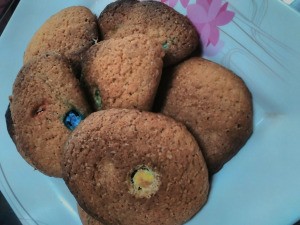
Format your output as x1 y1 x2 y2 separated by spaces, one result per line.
1 0 300 225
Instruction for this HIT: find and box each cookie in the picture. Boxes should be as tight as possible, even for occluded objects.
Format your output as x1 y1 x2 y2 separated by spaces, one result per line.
160 57 253 173
10 53 92 177
81 34 164 111
24 6 99 72
78 205 103 225
98 0 199 66
63 109 209 225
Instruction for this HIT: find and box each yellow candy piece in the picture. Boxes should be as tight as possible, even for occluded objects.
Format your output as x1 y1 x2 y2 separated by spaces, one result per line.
133 169 154 189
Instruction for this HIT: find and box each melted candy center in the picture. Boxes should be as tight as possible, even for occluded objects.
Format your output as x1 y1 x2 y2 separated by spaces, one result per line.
94 89 102 110
63 110 84 131
132 169 155 189
130 166 160 198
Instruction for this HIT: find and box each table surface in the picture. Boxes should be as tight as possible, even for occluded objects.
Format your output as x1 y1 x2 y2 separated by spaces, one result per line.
0 0 19 35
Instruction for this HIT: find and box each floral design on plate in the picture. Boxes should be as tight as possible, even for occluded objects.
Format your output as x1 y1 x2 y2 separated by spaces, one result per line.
157 0 234 56
160 0 190 8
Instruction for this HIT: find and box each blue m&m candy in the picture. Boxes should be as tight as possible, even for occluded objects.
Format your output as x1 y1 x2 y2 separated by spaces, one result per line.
63 110 84 131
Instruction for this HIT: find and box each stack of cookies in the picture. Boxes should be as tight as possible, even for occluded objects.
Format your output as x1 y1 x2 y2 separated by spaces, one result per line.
6 1 253 225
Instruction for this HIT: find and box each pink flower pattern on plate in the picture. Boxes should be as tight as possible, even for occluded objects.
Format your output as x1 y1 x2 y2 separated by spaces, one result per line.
187 0 234 56
158 0 234 56
160 0 190 8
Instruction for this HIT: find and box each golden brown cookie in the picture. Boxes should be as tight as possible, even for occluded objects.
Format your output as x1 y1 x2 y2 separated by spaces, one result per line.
98 0 199 66
24 6 99 71
81 34 164 111
10 53 92 177
160 57 253 173
78 205 104 225
63 109 209 225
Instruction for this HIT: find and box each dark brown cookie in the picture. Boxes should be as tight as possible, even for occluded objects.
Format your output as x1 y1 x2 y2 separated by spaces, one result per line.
5 104 15 143
81 34 164 111
160 57 253 173
98 0 199 66
10 53 92 177
63 109 209 225
24 6 99 71
78 205 104 225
